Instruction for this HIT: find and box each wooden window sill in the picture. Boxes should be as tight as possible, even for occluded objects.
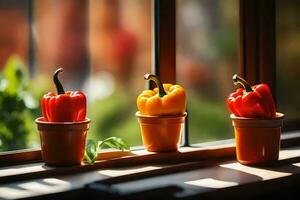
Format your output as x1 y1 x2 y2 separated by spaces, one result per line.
0 143 235 184
1 145 300 199
0 131 299 183
0 131 300 199
88 146 300 199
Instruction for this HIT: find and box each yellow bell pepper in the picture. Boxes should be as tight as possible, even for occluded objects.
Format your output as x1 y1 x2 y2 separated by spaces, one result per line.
137 73 186 116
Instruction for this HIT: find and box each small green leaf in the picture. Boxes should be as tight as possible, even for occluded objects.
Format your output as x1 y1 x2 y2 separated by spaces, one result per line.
97 140 104 149
85 137 130 165
101 137 130 151
85 139 99 165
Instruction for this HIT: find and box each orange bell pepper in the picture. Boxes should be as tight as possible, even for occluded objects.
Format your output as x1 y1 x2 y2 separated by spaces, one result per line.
137 73 186 116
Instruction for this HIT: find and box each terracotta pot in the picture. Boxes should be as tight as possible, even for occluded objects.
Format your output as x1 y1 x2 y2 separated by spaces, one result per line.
136 112 186 152
231 113 284 165
35 117 91 166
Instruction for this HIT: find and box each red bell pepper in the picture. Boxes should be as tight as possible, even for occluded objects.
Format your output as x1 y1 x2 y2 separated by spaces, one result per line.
41 68 86 122
226 74 276 118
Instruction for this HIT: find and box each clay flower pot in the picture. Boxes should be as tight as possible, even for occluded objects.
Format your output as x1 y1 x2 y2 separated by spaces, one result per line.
35 117 91 166
231 113 284 165
136 112 187 152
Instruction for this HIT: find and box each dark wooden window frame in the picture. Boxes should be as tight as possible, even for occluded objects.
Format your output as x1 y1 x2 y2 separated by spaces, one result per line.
1 0 300 167
239 0 276 93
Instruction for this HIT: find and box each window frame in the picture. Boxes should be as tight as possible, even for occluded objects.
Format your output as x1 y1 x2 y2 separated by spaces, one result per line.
239 0 276 97
239 0 300 132
0 0 300 166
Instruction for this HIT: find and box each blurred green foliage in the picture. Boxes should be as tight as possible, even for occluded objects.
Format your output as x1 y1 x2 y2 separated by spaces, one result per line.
0 56 38 151
187 90 232 143
88 88 141 147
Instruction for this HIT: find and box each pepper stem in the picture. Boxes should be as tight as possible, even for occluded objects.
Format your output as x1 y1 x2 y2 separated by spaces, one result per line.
144 73 167 97
232 74 253 92
53 68 65 95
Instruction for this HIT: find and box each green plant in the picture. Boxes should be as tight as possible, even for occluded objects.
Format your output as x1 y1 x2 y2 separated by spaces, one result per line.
0 56 38 151
85 137 130 164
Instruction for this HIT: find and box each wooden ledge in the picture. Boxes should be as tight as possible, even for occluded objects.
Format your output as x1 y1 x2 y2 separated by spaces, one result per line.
87 146 300 199
1 130 300 185
1 146 300 199
0 144 235 184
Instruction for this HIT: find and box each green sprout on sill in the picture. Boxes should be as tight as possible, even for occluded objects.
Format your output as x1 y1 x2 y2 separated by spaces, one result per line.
85 137 130 165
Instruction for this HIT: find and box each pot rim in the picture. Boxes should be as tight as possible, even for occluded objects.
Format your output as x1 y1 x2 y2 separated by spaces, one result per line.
35 117 91 125
230 112 284 120
136 111 187 118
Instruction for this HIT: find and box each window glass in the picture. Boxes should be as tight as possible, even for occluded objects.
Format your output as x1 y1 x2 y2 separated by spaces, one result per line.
0 1 29 67
0 0 151 152
177 0 239 143
0 0 34 151
87 0 151 146
276 0 300 129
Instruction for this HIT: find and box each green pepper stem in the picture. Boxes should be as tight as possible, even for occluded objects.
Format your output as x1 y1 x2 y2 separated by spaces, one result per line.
144 73 167 97
53 68 65 95
232 74 253 92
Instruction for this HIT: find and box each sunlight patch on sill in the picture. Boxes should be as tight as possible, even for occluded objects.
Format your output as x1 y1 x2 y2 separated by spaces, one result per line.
185 178 238 189
292 162 300 167
0 187 30 199
0 163 45 178
220 162 291 180
42 178 71 185
279 148 300 160
18 180 71 192
18 181 56 191
99 166 162 177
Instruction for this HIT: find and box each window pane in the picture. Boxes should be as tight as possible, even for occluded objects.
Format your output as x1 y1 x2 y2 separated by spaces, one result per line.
177 0 239 143
276 0 300 129
35 0 89 90
0 0 151 152
87 0 151 146
0 1 29 67
0 0 33 151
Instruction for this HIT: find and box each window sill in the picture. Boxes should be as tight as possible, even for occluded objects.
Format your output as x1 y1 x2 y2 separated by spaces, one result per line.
88 145 300 199
0 131 300 199
1 145 300 199
0 143 235 184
